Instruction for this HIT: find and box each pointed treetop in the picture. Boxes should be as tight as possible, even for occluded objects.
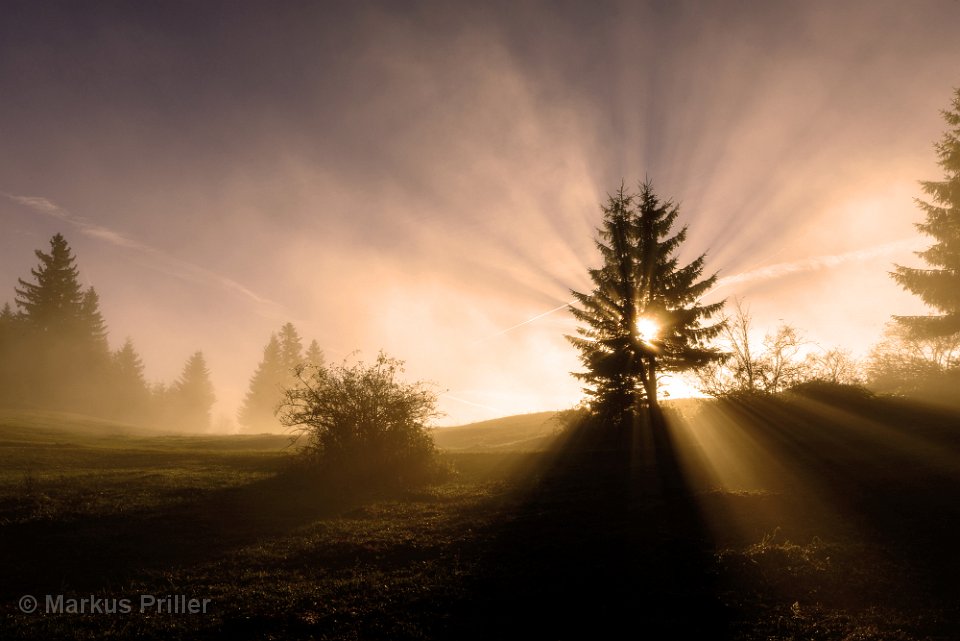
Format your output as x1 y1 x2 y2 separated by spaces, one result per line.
14 233 84 331
277 322 303 373
892 87 960 337
113 338 147 383
305 339 324 368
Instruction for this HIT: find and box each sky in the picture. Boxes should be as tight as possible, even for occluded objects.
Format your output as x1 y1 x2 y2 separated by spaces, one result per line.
1 0 959 428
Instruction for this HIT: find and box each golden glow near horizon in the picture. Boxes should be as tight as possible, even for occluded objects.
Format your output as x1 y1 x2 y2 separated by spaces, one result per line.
1 1 957 430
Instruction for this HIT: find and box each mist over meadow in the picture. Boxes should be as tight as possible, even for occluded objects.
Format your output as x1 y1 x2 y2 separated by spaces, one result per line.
3 0 960 427
2 2 960 640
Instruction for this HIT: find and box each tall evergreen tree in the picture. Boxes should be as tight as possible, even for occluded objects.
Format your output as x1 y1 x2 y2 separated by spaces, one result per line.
172 351 216 431
568 181 725 425
893 88 960 337
239 326 321 432
12 234 112 410
304 339 324 368
73 286 113 412
238 334 285 431
277 322 304 375
110 338 150 422
79 287 109 352
14 233 84 333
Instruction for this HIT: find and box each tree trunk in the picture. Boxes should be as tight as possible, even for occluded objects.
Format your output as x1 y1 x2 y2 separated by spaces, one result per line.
644 354 659 410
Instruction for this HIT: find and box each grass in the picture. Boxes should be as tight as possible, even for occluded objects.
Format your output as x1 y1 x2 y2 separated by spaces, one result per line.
429 411 560 452
0 398 958 639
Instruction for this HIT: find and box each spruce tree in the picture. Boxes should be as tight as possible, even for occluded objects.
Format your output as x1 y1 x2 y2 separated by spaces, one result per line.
14 233 84 333
568 180 725 425
12 234 112 410
893 88 960 337
172 351 216 430
239 325 314 432
111 338 150 422
305 339 324 368
277 322 304 375
238 334 285 431
79 287 109 352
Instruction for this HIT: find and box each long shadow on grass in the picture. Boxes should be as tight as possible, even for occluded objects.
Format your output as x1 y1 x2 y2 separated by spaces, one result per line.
0 468 362 600
435 410 731 639
700 390 960 634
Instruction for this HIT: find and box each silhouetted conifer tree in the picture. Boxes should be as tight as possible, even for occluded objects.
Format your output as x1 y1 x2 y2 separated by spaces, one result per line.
79 287 109 352
238 334 285 431
14 233 84 333
305 339 324 368
239 324 320 432
568 181 725 426
278 322 303 374
110 338 151 422
893 88 960 337
11 234 111 411
172 351 216 430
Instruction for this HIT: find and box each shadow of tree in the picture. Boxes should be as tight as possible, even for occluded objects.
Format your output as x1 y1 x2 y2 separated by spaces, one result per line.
432 409 731 639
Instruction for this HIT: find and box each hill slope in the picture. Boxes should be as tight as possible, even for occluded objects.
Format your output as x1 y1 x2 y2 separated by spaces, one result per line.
430 411 560 451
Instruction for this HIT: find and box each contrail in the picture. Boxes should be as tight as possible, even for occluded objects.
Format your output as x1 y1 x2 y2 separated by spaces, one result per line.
4 192 287 314
440 393 503 413
711 238 924 292
478 301 573 341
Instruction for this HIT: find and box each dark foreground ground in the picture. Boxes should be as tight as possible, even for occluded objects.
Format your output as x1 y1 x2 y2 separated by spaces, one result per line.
0 391 959 640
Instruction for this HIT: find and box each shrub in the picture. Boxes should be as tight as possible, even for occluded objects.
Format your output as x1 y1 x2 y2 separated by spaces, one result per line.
277 351 443 486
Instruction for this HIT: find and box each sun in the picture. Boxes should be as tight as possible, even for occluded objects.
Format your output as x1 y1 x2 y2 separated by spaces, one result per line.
636 317 659 342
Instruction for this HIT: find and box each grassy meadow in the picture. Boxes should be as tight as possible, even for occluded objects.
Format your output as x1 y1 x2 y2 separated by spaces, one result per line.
0 394 959 640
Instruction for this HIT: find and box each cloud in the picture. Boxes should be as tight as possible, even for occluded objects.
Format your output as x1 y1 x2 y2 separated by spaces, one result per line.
79 225 142 249
712 238 925 291
478 301 573 341
5 195 70 219
3 191 286 314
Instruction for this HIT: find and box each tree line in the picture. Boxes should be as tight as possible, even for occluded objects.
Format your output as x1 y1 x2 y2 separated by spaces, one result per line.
0 234 216 429
0 233 441 481
237 323 324 432
0 234 328 432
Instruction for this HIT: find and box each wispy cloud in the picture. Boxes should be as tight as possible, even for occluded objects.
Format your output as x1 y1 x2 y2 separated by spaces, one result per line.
712 238 925 291
477 301 573 342
6 195 70 219
440 392 503 413
4 192 286 313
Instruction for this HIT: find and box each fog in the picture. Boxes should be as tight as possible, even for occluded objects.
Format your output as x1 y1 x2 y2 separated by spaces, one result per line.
2 0 959 427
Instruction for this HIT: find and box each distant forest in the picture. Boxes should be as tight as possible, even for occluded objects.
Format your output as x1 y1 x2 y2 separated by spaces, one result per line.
2 229 958 435
0 233 321 432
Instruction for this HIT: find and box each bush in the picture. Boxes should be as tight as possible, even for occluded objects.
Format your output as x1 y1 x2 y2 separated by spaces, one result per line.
277 351 443 486
787 380 874 404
